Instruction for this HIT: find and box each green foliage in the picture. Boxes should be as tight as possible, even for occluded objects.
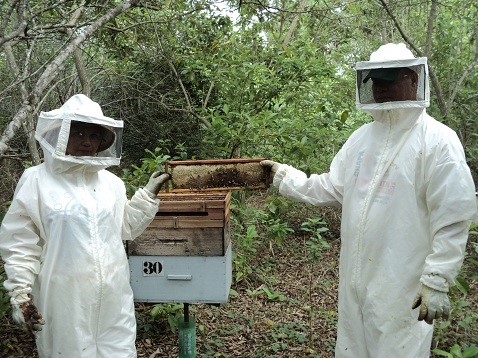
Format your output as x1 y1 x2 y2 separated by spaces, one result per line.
150 303 185 333
432 344 478 358
135 303 185 338
121 140 187 197
267 321 309 354
433 226 478 355
232 223 259 283
246 285 287 302
229 196 266 284
263 218 295 245
301 217 331 261
198 33 357 165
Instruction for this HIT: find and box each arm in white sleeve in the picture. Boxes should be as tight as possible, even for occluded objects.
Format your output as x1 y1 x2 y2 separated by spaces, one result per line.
421 221 470 292
122 187 160 240
272 149 345 207
0 196 42 302
422 139 477 291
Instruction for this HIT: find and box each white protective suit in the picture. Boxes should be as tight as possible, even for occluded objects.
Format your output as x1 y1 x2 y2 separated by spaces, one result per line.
0 94 159 357
271 43 477 357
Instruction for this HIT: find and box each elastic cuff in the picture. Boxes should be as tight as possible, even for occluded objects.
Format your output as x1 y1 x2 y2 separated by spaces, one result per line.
9 288 31 305
142 188 159 201
420 273 449 292
272 165 287 187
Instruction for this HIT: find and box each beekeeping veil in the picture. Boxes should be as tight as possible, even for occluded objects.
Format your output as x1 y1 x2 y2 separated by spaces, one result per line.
35 94 123 174
355 43 429 112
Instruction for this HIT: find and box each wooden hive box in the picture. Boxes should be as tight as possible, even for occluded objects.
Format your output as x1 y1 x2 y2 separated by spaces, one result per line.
128 158 269 303
128 191 231 256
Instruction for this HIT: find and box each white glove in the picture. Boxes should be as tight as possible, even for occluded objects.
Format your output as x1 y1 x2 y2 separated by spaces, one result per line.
144 172 171 197
11 292 45 334
260 160 281 175
412 283 450 325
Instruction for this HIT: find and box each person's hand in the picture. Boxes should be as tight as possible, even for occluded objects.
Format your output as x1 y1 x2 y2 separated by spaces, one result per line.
260 160 281 175
412 284 450 325
145 172 172 197
11 293 45 335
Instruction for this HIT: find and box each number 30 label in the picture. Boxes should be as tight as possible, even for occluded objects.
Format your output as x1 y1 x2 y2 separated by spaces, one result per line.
142 261 164 276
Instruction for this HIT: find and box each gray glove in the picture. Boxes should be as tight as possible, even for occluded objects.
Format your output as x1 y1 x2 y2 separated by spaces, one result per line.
260 160 281 175
412 283 451 325
11 293 45 335
144 172 171 197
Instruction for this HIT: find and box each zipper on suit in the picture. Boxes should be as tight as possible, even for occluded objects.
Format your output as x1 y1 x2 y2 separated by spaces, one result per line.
79 170 104 337
352 115 393 294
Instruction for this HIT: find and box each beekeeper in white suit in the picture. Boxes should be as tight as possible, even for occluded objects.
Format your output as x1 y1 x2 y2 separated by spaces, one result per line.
0 94 170 357
262 43 477 357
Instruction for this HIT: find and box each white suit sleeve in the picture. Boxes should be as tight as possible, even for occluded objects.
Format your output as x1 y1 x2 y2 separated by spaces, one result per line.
421 138 477 290
272 150 345 207
122 188 159 241
421 221 470 291
0 175 43 298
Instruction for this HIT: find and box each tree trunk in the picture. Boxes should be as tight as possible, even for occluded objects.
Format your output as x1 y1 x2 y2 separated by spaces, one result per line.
282 0 308 48
0 0 139 156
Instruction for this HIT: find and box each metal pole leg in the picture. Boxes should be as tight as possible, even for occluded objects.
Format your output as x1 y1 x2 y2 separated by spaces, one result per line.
178 303 196 358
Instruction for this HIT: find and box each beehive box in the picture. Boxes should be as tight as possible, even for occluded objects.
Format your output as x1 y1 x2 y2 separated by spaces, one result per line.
128 191 231 256
128 158 269 303
129 245 232 303
128 191 232 303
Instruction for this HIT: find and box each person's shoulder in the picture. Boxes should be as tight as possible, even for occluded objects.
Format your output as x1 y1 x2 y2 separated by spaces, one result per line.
352 122 374 135
423 113 455 132
422 113 461 144
343 122 373 145
421 113 467 161
18 163 46 182
11 163 46 197
99 169 121 180
98 169 125 187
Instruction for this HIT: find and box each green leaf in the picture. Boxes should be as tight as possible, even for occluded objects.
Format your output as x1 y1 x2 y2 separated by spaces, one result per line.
340 110 349 123
463 346 478 358
150 304 161 320
454 277 470 294
450 344 463 357
431 348 453 357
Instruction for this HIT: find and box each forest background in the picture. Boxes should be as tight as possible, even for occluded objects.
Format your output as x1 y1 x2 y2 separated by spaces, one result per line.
0 1 477 357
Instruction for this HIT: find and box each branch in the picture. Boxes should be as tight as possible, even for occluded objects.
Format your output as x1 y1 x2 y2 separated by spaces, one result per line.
0 0 139 155
377 0 421 55
0 0 20 37
203 80 215 110
32 0 139 102
282 0 308 48
424 0 437 57
447 56 478 111
156 38 212 128
63 4 90 96
4 34 41 164
0 104 33 154
0 153 31 161
0 0 27 47
378 0 447 115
